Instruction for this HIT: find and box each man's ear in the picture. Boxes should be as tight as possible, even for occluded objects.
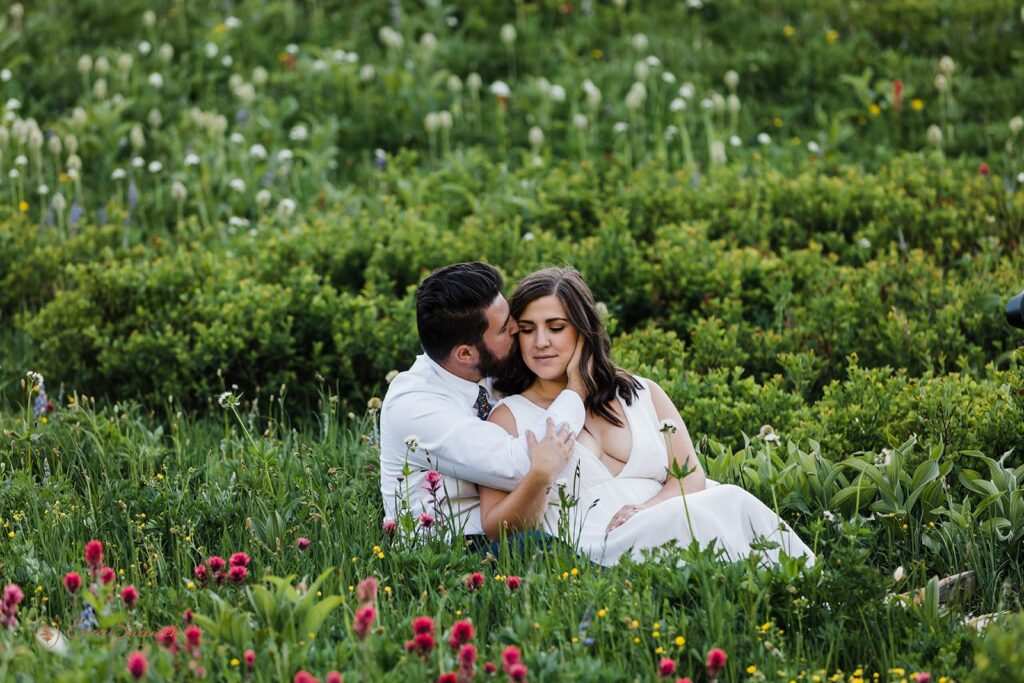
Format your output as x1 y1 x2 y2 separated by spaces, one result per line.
452 344 477 365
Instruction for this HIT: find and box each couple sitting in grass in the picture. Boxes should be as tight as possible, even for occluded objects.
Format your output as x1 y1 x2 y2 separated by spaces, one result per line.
379 262 814 567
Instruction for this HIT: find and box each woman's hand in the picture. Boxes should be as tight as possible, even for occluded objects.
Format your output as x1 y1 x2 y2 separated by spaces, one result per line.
566 336 589 400
606 503 645 532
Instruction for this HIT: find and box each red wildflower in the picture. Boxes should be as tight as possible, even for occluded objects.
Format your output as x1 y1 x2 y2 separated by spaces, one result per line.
193 564 209 584
229 552 250 568
182 609 194 625
465 572 484 591
419 512 435 529
63 572 82 594
508 663 528 682
99 566 116 585
120 585 139 609
326 672 343 683
502 645 522 673
3 584 23 608
676 679 694 683
405 632 436 655
354 604 376 639
424 470 443 494
506 575 522 591
156 625 178 652
84 540 104 569
459 643 477 668
356 576 378 604
227 565 248 584
244 649 256 669
979 162 990 176
438 674 457 683
185 625 202 650
126 651 148 680
382 519 397 536
296 537 311 551
448 619 475 649
215 570 227 585
484 662 497 674
293 672 318 683
207 556 226 573
413 616 435 635
706 648 727 677
892 79 903 111
915 675 931 683
658 657 677 678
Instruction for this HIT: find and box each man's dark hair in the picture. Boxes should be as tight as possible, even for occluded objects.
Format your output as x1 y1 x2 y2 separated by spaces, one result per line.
416 262 504 363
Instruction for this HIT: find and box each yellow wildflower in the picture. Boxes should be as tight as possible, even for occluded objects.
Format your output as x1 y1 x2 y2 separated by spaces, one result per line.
591 49 603 59
826 29 839 44
230 658 240 667
597 609 606 618
870 104 881 116
19 201 29 212
675 636 685 646
783 25 795 37
911 99 923 111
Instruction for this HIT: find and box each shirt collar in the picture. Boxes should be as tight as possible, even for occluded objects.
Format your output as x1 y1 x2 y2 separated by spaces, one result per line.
420 354 492 406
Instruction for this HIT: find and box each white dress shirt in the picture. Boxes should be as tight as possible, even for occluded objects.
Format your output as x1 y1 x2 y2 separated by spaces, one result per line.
379 353 586 536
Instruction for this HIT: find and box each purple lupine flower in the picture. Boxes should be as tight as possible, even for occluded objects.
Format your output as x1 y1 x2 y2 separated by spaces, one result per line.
69 201 83 228
97 207 107 225
127 181 139 211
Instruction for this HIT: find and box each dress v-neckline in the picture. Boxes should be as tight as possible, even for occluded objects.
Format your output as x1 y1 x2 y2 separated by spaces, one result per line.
517 393 636 480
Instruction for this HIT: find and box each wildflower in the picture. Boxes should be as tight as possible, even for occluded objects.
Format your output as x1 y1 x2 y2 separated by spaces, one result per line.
934 74 947 93
528 126 544 148
419 512 435 529
506 576 523 591
121 585 139 609
938 55 955 75
508 663 528 682
289 125 309 142
193 564 209 584
382 519 397 536
228 565 248 583
99 567 116 584
448 619 475 649
148 72 164 88
207 556 226 573
147 160 163 174
550 84 567 102
490 80 511 100
706 648 727 677
244 649 255 669
182 609 194 625
127 651 148 679
229 552 250 568
484 662 498 675
1010 116 1024 135
783 25 795 37
915 674 931 683
276 198 297 222
893 566 905 583
356 576 378 603
63 572 82 594
413 616 435 635
807 141 822 156
438 674 457 683
822 510 836 522
502 645 522 673
184 625 201 655
85 540 104 569
156 625 178 652
757 133 771 145
659 658 677 678
911 98 924 111
927 125 943 148
978 162 990 176
466 572 484 591
406 632 436 656
229 178 246 192
892 79 903 111
111 168 127 180
294 672 317 683
459 643 478 669
630 33 649 51
297 537 311 551
724 69 739 91
217 393 238 408
326 673 343 683
171 181 187 203
500 24 517 46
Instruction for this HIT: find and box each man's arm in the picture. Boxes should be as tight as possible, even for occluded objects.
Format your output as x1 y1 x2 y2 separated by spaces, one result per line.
479 408 574 541
381 387 584 491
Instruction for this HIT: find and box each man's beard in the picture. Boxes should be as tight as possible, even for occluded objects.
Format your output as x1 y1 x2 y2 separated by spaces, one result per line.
475 342 509 379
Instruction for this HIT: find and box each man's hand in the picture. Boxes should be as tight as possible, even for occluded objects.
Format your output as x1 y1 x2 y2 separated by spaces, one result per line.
565 336 589 400
525 417 575 481
606 503 645 532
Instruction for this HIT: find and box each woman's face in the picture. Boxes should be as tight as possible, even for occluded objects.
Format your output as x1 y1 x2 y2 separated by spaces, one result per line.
516 294 579 381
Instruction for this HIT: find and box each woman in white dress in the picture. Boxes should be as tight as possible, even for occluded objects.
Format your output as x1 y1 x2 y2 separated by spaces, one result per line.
478 267 814 567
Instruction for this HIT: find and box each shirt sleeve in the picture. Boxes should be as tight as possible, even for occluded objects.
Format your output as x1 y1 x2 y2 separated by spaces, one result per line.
382 389 586 492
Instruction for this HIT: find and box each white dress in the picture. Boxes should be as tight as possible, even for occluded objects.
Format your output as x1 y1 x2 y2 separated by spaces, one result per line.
496 380 815 567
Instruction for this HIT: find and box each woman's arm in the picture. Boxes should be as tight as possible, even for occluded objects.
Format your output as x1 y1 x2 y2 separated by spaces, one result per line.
479 404 571 541
606 379 706 531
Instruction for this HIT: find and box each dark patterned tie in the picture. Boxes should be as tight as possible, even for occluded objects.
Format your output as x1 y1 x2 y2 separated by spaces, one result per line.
474 385 492 420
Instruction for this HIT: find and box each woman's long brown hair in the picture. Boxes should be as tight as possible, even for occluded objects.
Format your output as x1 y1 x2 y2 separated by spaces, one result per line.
493 267 641 426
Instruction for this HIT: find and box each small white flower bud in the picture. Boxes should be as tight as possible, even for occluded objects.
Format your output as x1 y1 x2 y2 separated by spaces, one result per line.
143 10 156 28
528 126 544 148
359 64 375 82
630 33 648 51
64 134 78 155
184 152 200 166
633 60 649 81
938 55 955 75
670 98 686 113
724 69 739 91
249 144 267 160
934 74 947 93
66 154 82 171
710 139 726 165
276 198 297 221
138 40 152 56
51 192 67 213
147 108 162 128
679 82 695 99
77 54 93 75
447 74 463 94
466 73 482 92
437 111 453 130
204 42 218 59
94 56 110 75
727 94 741 114
148 72 163 89
229 178 245 192
1009 116 1024 135
424 112 440 134
147 160 162 174
420 32 437 52
572 113 588 130
93 78 107 99
71 108 87 127
130 125 145 151
159 43 174 62
613 121 629 134
926 124 943 148
551 84 567 103
48 135 62 156
500 23 517 47
255 189 272 208
757 132 771 145
170 180 187 202
252 66 269 86
118 53 134 72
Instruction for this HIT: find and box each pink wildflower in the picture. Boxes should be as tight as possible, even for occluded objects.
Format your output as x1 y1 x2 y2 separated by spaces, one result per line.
296 537 311 551
356 576 378 604
127 651 148 679
85 540 104 569
120 585 139 609
63 572 83 594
